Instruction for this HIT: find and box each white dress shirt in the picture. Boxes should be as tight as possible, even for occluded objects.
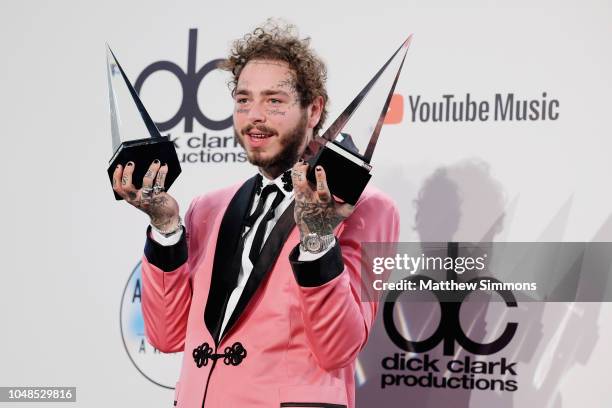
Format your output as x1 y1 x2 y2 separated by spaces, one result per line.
150 173 334 336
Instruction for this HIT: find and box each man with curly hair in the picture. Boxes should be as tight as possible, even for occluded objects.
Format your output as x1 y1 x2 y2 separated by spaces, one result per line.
113 21 399 408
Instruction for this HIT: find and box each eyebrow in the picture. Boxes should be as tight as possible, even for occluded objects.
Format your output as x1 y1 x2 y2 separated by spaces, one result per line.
234 88 291 98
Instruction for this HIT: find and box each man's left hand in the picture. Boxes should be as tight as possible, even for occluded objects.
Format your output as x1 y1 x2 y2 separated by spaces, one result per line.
291 161 354 239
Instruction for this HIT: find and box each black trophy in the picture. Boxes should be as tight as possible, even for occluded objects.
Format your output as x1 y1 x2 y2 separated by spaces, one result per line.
106 46 181 200
304 36 412 205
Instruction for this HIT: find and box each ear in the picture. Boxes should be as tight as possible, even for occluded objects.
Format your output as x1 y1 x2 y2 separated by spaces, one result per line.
306 95 324 130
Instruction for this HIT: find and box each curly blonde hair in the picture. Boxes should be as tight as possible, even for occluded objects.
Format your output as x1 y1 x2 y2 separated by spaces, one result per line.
220 20 328 134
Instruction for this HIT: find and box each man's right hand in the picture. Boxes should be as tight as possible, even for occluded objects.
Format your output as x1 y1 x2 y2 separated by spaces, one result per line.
112 159 180 232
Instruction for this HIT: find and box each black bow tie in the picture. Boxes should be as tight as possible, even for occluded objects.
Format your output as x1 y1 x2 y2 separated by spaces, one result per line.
255 170 293 195
280 170 293 192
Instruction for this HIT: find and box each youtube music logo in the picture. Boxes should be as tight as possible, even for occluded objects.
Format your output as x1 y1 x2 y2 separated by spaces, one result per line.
384 94 404 124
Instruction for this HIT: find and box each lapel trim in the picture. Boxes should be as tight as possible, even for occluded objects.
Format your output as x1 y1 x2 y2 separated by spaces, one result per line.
204 175 260 344
220 200 296 342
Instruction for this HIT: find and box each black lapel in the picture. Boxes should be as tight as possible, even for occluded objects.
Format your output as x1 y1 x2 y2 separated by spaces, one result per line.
220 200 296 341
204 175 260 344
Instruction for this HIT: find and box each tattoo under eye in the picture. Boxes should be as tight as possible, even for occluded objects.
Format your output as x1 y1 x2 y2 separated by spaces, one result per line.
266 109 286 116
236 108 250 114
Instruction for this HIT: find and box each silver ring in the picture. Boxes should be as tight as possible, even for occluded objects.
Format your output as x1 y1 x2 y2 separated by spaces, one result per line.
153 185 165 194
141 186 153 198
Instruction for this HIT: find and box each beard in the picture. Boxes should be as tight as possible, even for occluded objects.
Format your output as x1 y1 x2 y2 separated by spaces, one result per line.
234 111 308 177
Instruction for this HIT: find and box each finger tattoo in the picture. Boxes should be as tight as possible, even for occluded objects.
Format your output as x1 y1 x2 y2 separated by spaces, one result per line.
292 170 304 182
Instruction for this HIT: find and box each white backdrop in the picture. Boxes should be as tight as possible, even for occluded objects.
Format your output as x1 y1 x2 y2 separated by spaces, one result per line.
1 0 611 406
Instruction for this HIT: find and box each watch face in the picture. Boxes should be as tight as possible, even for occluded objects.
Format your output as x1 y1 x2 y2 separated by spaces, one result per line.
305 235 322 252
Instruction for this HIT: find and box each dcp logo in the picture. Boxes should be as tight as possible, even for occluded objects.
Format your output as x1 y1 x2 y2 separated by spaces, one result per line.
383 276 518 356
134 29 233 133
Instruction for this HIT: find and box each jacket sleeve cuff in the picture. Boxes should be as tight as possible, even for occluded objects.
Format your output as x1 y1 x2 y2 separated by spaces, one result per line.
289 240 344 287
144 226 188 272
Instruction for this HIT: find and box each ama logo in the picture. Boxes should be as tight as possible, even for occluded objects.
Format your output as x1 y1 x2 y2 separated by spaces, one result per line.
120 262 182 389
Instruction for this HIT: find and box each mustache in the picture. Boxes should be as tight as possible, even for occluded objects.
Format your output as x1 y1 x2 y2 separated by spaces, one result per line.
242 124 278 136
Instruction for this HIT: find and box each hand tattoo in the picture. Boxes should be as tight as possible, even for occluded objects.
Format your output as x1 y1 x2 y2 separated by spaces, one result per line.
294 190 343 237
147 195 174 228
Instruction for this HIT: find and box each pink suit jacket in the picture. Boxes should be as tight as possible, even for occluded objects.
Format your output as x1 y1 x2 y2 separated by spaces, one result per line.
141 175 400 408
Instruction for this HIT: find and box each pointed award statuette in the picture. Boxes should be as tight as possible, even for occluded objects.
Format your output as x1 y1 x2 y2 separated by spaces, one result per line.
106 46 182 200
304 36 413 205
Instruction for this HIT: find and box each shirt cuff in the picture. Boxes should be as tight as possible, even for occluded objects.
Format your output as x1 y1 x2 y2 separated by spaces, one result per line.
150 225 184 246
144 226 188 272
289 239 344 287
297 240 335 261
